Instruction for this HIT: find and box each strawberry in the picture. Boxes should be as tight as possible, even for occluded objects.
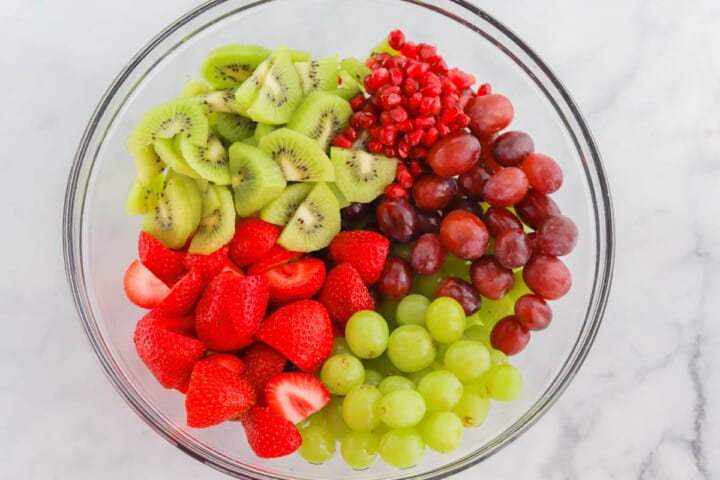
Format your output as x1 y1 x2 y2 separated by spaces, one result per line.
183 244 231 280
240 343 287 400
205 353 246 375
318 263 375 327
329 230 390 285
185 360 256 428
143 312 196 338
262 258 326 305
124 260 171 309
255 300 333 373
138 231 187 284
195 271 269 352
133 313 206 389
265 372 331 424
247 245 304 275
152 268 207 317
241 406 301 458
229 219 281 267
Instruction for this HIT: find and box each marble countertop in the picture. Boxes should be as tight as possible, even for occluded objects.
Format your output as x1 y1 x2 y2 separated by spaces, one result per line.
2 0 718 478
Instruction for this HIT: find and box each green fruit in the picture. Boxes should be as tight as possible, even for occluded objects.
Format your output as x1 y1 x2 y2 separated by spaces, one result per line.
153 137 199 179
213 113 256 144
200 44 270 89
188 184 235 254
276 182 340 252
259 128 335 182
259 182 313 226
339 57 371 88
128 142 165 185
330 147 396 203
295 54 339 94
180 78 210 98
228 142 286 216
129 99 208 149
141 175 202 249
177 133 231 185
287 90 352 152
125 173 164 215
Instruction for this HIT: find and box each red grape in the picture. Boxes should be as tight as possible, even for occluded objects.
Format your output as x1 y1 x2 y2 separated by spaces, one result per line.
482 167 529 207
478 134 501 173
376 198 419 243
416 210 442 234
410 233 445 275
494 227 532 269
464 94 514 136
483 207 523 237
439 210 489 260
514 294 552 331
436 277 481 315
412 174 457 211
458 162 492 199
443 197 483 218
514 190 561 229
470 255 514 299
377 256 413 299
492 131 534 167
523 254 571 300
427 131 481 177
521 153 563 194
490 315 530 355
341 202 371 220
535 215 578 256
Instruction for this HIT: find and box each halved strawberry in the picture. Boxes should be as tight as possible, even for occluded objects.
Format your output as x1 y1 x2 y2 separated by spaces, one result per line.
205 353 246 375
262 258 326 305
318 263 375 327
241 406 301 458
329 230 390 285
138 231 187 285
124 260 171 309
229 219 281 267
185 360 256 428
265 372 331 424
247 245 304 276
183 244 231 280
240 343 287 401
152 268 207 317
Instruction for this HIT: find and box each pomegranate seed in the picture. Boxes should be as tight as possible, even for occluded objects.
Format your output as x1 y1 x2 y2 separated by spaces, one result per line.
457 93 471 109
454 113 471 128
333 135 352 149
396 163 414 188
349 94 365 111
337 75 343 85
351 111 376 129
379 125 398 146
476 83 492 96
384 146 397 158
408 159 426 177
362 102 379 115
406 61 429 79
420 71 441 88
402 78 419 96
442 77 458 95
363 76 378 94
380 91 403 110
396 119 414 132
407 129 424 146
431 58 448 74
388 30 406 50
441 107 461 123
447 68 476 90
389 106 409 123
422 85 442 97
385 183 408 199
418 44 438 60
415 115 435 129
368 68 390 89
401 42 418 59
379 111 394 126
343 126 359 142
419 96 436 115
437 121 451 136
366 57 377 70
431 96 442 115
409 146 429 159
422 127 440 147
367 140 384 153
397 140 411 158
368 126 382 139
389 68 404 86
375 53 392 67
407 92 423 112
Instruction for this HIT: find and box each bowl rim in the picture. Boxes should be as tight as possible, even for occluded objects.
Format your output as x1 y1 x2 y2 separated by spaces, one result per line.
63 0 615 478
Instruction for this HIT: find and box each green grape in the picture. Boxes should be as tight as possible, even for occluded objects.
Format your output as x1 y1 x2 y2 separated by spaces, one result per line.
378 428 426 468
396 294 430 326
364 369 384 387
341 431 378 470
507 268 532 301
387 325 437 372
391 242 413 260
464 310 483 328
462 378 488 396
363 353 401 377
478 295 514 327
485 364 523 401
326 396 351 440
321 354 365 395
425 297 466 343
343 384 383 432
421 411 464 453
299 425 336 463
417 370 463 412
332 337 352 356
442 253 471 281
444 340 491 382
436 342 451 365
303 409 327 429
378 298 399 325
378 375 415 395
452 390 491 428
413 270 446 298
408 367 433 385
463 324 490 345
345 310 389 359
379 389 426 428
490 348 508 366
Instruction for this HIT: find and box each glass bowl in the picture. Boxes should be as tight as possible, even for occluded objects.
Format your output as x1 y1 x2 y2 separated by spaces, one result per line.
63 0 614 478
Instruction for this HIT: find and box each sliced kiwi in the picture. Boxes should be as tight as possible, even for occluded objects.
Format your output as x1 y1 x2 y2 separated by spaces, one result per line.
254 123 279 142
126 173 164 215
177 133 231 185
277 182 341 252
340 57 371 88
242 137 258 146
128 142 165 184
188 184 236 254
286 91 352 152
295 55 339 94
214 113 256 143
194 89 242 113
129 99 208 149
334 70 363 100
228 142 287 216
325 182 350 209
153 137 200 179
258 128 335 182
141 175 202 249
181 79 210 98
289 49 312 62
371 37 400 56
259 183 313 226
201 44 271 89
330 147 397 203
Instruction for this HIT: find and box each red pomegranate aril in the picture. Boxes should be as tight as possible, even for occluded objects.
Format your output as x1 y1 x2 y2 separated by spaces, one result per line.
419 96 436 115
403 77 419 96
412 174 457 211
476 83 492 96
465 94 514 136
415 115 435 129
407 92 423 112
515 190 561 229
406 129 424 146
408 159 427 177
383 146 397 158
458 163 492 200
368 68 390 89
430 96 442 116
421 71 441 88
494 227 533 269
368 126 382 139
439 210 489 261
422 85 442 97
376 198 419 243
427 131 481 177
442 78 459 95
443 197 483 218
410 233 445 275
483 207 523 237
535 215 578 256
491 316 530 355
416 210 442 234
389 106 409 123
388 29 406 50
482 167 529 207
436 121 451 137
406 61 429 79
351 111 376 129
380 91 403 110
418 44 438 60
431 57 448 75
492 131 535 167
401 42 419 59
521 153 563 194
378 256 414 299
514 294 552 331
436 277 481 315
447 68 476 90
367 140 384 154
470 255 514 299
396 163 414 188
397 141 411 159
441 107 461 123
343 126 359 142
422 127 439 148
384 183 408 200
379 111 393 126
333 135 352 149
523 254 571 300
389 68 404 86
379 125 398 146
350 94 365 111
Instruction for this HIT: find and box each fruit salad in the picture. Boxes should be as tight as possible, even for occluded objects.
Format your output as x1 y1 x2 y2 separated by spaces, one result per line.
123 29 578 469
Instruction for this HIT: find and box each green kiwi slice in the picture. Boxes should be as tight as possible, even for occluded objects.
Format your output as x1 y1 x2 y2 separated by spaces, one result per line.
214 113 256 143
141 175 202 249
128 142 166 184
340 57 371 89
228 142 287 217
129 99 209 149
259 183 313 226
325 182 350 209
201 44 271 89
188 184 236 254
126 173 164 215
153 137 200 179
289 49 313 62
181 79 210 98
295 55 339 94
194 89 243 113
330 147 397 203
276 182 341 252
258 128 335 182
286 91 352 152
254 123 279 142
334 70 363 100
177 133 231 185
371 37 400 56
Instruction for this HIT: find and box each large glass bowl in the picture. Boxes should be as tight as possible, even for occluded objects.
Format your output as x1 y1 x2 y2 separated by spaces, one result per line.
63 0 614 478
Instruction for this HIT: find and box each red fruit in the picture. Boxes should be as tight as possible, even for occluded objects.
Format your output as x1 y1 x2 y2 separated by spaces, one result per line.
427 131 481 177
124 260 171 309
265 372 331 424
241 406 302 458
182 245 231 279
514 294 552 331
465 93 514 136
240 343 287 399
152 269 207 317
523 254 572 300
521 153 563 194
246 245 303 275
482 167 529 207
470 255 515 300
205 353 246 375
492 131 535 167
262 258 326 305
138 231 187 284
229 219 281 267
144 312 196 338
329 231 390 286
195 272 269 352
255 300 333 372
318 264 375 327
439 210 490 261
185 361 256 428
388 29 406 50
133 313 207 389
490 315 530 355
377 256 413 300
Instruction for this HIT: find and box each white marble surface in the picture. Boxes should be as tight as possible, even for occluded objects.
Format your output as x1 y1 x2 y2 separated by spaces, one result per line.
2 0 719 478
